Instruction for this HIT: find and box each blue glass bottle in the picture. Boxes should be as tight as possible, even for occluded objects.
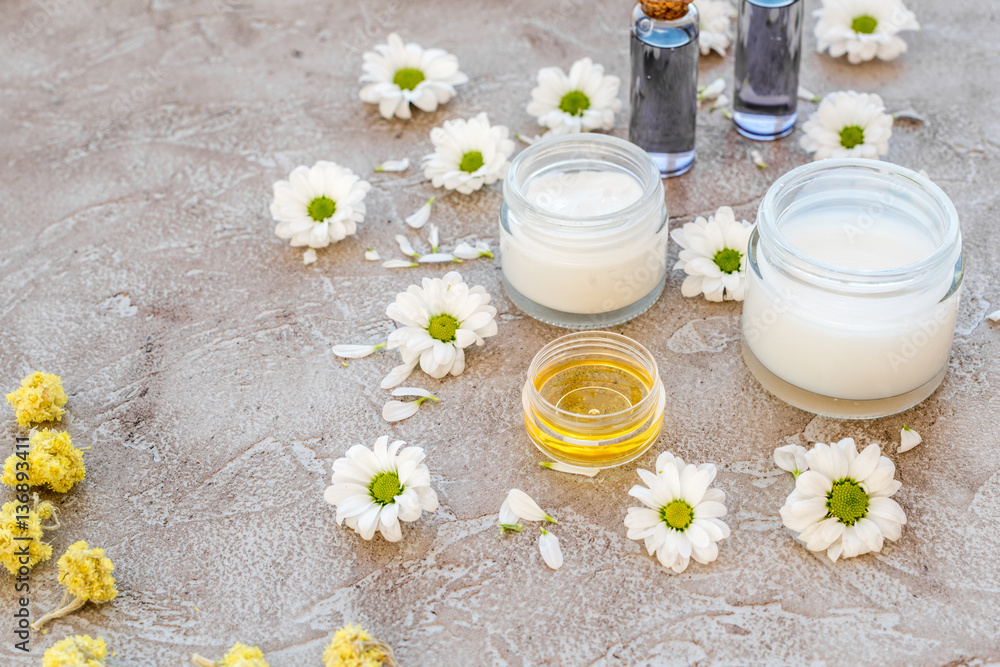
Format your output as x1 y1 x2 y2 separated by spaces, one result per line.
629 0 699 178
733 0 803 141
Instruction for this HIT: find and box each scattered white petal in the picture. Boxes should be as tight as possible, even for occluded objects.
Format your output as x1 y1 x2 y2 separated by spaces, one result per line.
751 150 767 169
365 249 381 261
539 461 599 477
988 310 1000 323
893 109 926 124
382 400 421 422
538 529 563 570
418 253 459 263
710 94 730 111
374 158 410 172
428 223 440 253
381 361 417 389
499 498 519 526
526 57 622 135
516 132 540 145
359 33 468 119
332 343 386 359
773 444 809 478
798 86 821 102
698 77 726 103
383 259 419 269
453 241 494 260
505 489 556 523
391 387 439 399
303 248 318 265
395 234 420 258
405 197 435 229
899 426 922 453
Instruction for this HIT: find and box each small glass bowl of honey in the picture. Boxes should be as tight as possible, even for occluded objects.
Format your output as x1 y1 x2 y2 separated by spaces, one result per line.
522 331 666 468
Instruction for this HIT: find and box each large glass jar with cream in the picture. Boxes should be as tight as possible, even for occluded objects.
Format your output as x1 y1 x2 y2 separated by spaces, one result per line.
742 159 963 419
500 134 668 329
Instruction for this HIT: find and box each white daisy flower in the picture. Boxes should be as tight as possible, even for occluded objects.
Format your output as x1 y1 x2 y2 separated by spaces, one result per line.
359 33 468 120
670 205 755 302
418 253 459 264
383 259 419 269
779 438 907 562
383 271 498 386
453 241 494 260
814 0 920 64
365 249 381 261
382 388 441 423
375 157 411 173
625 451 731 574
773 444 809 478
539 461 599 478
423 113 515 195
525 57 622 136
899 426 922 453
538 529 563 570
695 0 736 56
270 161 371 261
332 343 386 359
799 91 893 161
324 435 439 542
405 197 435 229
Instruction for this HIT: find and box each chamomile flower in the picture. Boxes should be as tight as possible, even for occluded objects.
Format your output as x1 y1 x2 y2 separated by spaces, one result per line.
525 57 622 136
625 451 730 573
32 541 117 630
799 91 893 161
814 0 920 64
43 635 108 667
382 271 497 388
779 438 907 562
671 205 754 302
359 33 468 120
1 498 58 575
1 428 86 493
192 643 269 667
270 161 371 264
324 624 397 667
695 0 736 56
6 371 68 427
423 113 515 195
324 436 438 542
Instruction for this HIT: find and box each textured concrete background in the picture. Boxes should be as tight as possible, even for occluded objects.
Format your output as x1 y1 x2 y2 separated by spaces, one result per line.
2 0 999 665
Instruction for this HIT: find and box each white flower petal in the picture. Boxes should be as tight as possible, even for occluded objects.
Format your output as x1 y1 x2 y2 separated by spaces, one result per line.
539 461 599 477
405 197 435 229
428 223 440 252
382 400 421 422
506 489 554 523
383 259 419 269
987 310 1000 323
499 498 519 526
418 253 458 263
303 248 318 265
365 249 381 261
375 158 411 172
332 343 385 359
538 530 563 570
391 387 438 399
899 427 922 453
773 444 809 476
395 234 420 257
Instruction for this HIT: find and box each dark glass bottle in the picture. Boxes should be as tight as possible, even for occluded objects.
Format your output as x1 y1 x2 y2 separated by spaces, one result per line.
628 0 699 178
733 0 803 141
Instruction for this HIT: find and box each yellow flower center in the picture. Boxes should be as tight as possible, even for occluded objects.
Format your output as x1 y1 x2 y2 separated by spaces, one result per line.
851 15 878 34
827 478 869 526
427 314 460 342
660 499 694 531
559 90 591 116
713 247 742 274
839 125 866 149
393 67 425 91
369 471 403 505
458 151 484 173
307 196 336 222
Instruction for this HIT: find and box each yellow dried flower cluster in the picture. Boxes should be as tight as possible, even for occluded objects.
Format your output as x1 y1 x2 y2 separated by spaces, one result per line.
1 429 86 493
324 624 394 667
5 371 68 427
192 642 269 667
0 498 56 575
42 634 108 667
59 540 118 602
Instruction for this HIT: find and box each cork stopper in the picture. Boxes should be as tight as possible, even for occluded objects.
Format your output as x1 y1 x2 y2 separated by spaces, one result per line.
639 0 693 20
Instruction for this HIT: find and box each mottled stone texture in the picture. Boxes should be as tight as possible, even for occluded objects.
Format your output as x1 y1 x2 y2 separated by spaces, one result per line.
1 0 999 665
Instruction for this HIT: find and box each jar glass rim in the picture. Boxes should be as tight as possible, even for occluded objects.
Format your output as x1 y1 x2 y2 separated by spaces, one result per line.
758 158 961 282
504 134 663 232
525 331 662 420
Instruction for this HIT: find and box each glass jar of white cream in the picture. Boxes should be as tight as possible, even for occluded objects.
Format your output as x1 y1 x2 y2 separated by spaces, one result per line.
742 158 964 419
500 134 668 329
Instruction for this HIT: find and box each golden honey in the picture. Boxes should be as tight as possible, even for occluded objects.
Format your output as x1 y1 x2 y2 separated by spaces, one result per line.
522 332 665 468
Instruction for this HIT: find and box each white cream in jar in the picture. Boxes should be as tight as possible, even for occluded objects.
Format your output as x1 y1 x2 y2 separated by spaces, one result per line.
500 134 668 329
741 159 963 419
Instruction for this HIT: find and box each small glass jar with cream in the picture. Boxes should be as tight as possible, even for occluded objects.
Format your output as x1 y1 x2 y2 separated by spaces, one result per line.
741 158 963 419
522 331 666 468
500 134 668 329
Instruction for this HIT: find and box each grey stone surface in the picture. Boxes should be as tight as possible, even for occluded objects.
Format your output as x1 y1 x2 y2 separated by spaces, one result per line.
1 0 999 665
